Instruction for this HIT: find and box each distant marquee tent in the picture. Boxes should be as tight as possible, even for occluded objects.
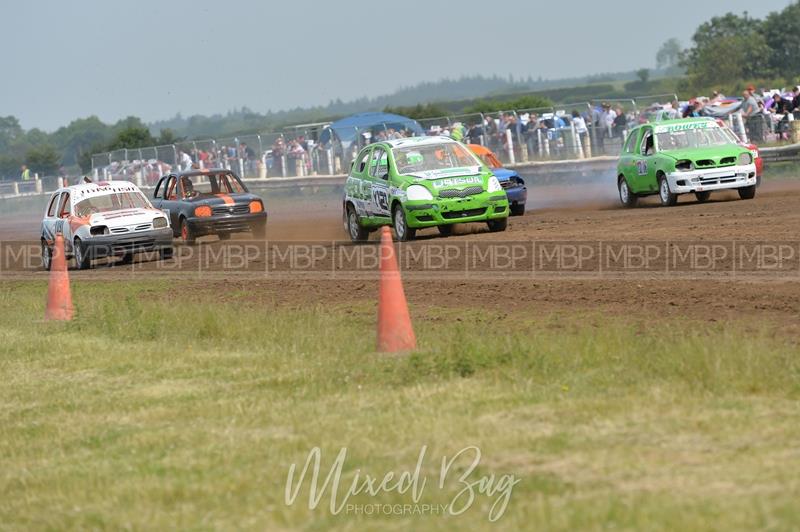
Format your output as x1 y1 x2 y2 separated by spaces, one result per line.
319 112 424 146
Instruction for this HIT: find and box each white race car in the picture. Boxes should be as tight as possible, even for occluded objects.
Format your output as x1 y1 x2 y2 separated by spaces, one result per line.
40 181 173 269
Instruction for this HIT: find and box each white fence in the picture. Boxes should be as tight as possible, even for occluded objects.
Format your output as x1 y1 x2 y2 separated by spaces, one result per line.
3 142 799 202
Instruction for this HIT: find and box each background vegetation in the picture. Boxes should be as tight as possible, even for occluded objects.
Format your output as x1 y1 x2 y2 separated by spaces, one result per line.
2 2 799 179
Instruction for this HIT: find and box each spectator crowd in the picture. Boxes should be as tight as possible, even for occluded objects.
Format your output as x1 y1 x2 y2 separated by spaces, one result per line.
404 84 800 162
93 86 800 184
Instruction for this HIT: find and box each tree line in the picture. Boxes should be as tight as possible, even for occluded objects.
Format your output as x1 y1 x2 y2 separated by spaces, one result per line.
677 1 800 91
0 115 178 180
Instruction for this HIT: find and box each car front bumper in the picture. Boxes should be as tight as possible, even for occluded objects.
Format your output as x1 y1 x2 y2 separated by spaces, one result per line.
188 212 267 236
404 194 509 228
667 164 757 194
503 185 527 206
83 227 173 258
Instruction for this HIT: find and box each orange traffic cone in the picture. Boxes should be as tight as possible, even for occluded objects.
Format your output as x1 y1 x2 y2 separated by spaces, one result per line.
45 233 74 321
377 226 416 352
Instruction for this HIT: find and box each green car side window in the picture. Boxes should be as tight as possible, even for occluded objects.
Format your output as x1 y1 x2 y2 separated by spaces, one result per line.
640 129 655 156
369 147 389 179
624 130 640 153
353 149 371 176
368 148 379 176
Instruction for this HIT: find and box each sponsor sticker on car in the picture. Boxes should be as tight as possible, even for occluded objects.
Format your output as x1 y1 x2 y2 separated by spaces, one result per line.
431 176 482 189
654 121 716 134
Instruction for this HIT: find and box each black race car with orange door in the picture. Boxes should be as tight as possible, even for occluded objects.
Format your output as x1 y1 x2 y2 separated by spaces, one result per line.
152 169 267 244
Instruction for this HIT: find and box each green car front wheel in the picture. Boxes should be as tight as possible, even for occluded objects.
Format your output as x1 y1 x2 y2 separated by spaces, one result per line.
658 174 678 207
487 218 508 232
438 225 454 236
392 204 416 242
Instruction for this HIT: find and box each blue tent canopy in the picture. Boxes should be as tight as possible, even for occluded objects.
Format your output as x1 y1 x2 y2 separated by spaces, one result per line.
319 112 423 145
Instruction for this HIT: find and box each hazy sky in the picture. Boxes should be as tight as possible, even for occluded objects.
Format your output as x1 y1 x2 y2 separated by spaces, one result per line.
3 0 794 131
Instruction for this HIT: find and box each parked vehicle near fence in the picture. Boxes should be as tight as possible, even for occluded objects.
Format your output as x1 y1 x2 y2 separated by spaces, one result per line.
151 169 267 244
343 137 509 242
40 181 173 270
467 144 527 216
617 118 758 207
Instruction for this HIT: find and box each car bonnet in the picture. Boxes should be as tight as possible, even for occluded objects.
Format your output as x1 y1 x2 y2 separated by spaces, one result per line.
90 208 162 228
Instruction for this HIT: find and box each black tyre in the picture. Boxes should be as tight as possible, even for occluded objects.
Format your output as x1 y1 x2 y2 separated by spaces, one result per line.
218 233 232 241
618 177 638 208
392 203 416 242
658 173 678 207
487 217 508 233
119 252 134 265
180 218 196 245
41 240 52 271
738 185 756 200
695 191 711 203
509 203 526 216
160 247 174 260
345 204 369 242
73 238 90 270
437 225 454 237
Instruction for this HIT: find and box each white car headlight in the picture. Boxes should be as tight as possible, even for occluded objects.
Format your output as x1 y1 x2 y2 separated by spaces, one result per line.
738 153 753 166
487 176 502 193
153 216 168 229
89 225 110 236
406 184 433 201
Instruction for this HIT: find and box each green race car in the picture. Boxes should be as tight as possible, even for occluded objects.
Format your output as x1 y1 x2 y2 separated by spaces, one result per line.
617 118 758 207
342 136 509 241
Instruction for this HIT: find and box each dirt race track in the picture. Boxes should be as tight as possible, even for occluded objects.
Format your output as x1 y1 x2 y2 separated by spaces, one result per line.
3 180 800 333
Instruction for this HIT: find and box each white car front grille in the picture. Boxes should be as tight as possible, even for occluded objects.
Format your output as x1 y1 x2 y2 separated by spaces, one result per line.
109 223 152 234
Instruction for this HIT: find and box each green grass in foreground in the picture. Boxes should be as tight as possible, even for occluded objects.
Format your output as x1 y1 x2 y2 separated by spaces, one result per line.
1 280 799 531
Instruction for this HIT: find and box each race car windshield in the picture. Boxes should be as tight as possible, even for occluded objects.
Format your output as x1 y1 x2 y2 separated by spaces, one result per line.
75 191 151 216
180 172 245 199
656 128 731 151
720 127 741 144
392 143 482 176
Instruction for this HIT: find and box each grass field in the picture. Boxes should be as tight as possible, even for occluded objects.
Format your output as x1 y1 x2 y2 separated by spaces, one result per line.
2 280 800 530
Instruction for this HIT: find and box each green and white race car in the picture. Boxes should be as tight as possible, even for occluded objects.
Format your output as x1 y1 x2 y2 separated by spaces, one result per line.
343 136 509 241
617 118 758 207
